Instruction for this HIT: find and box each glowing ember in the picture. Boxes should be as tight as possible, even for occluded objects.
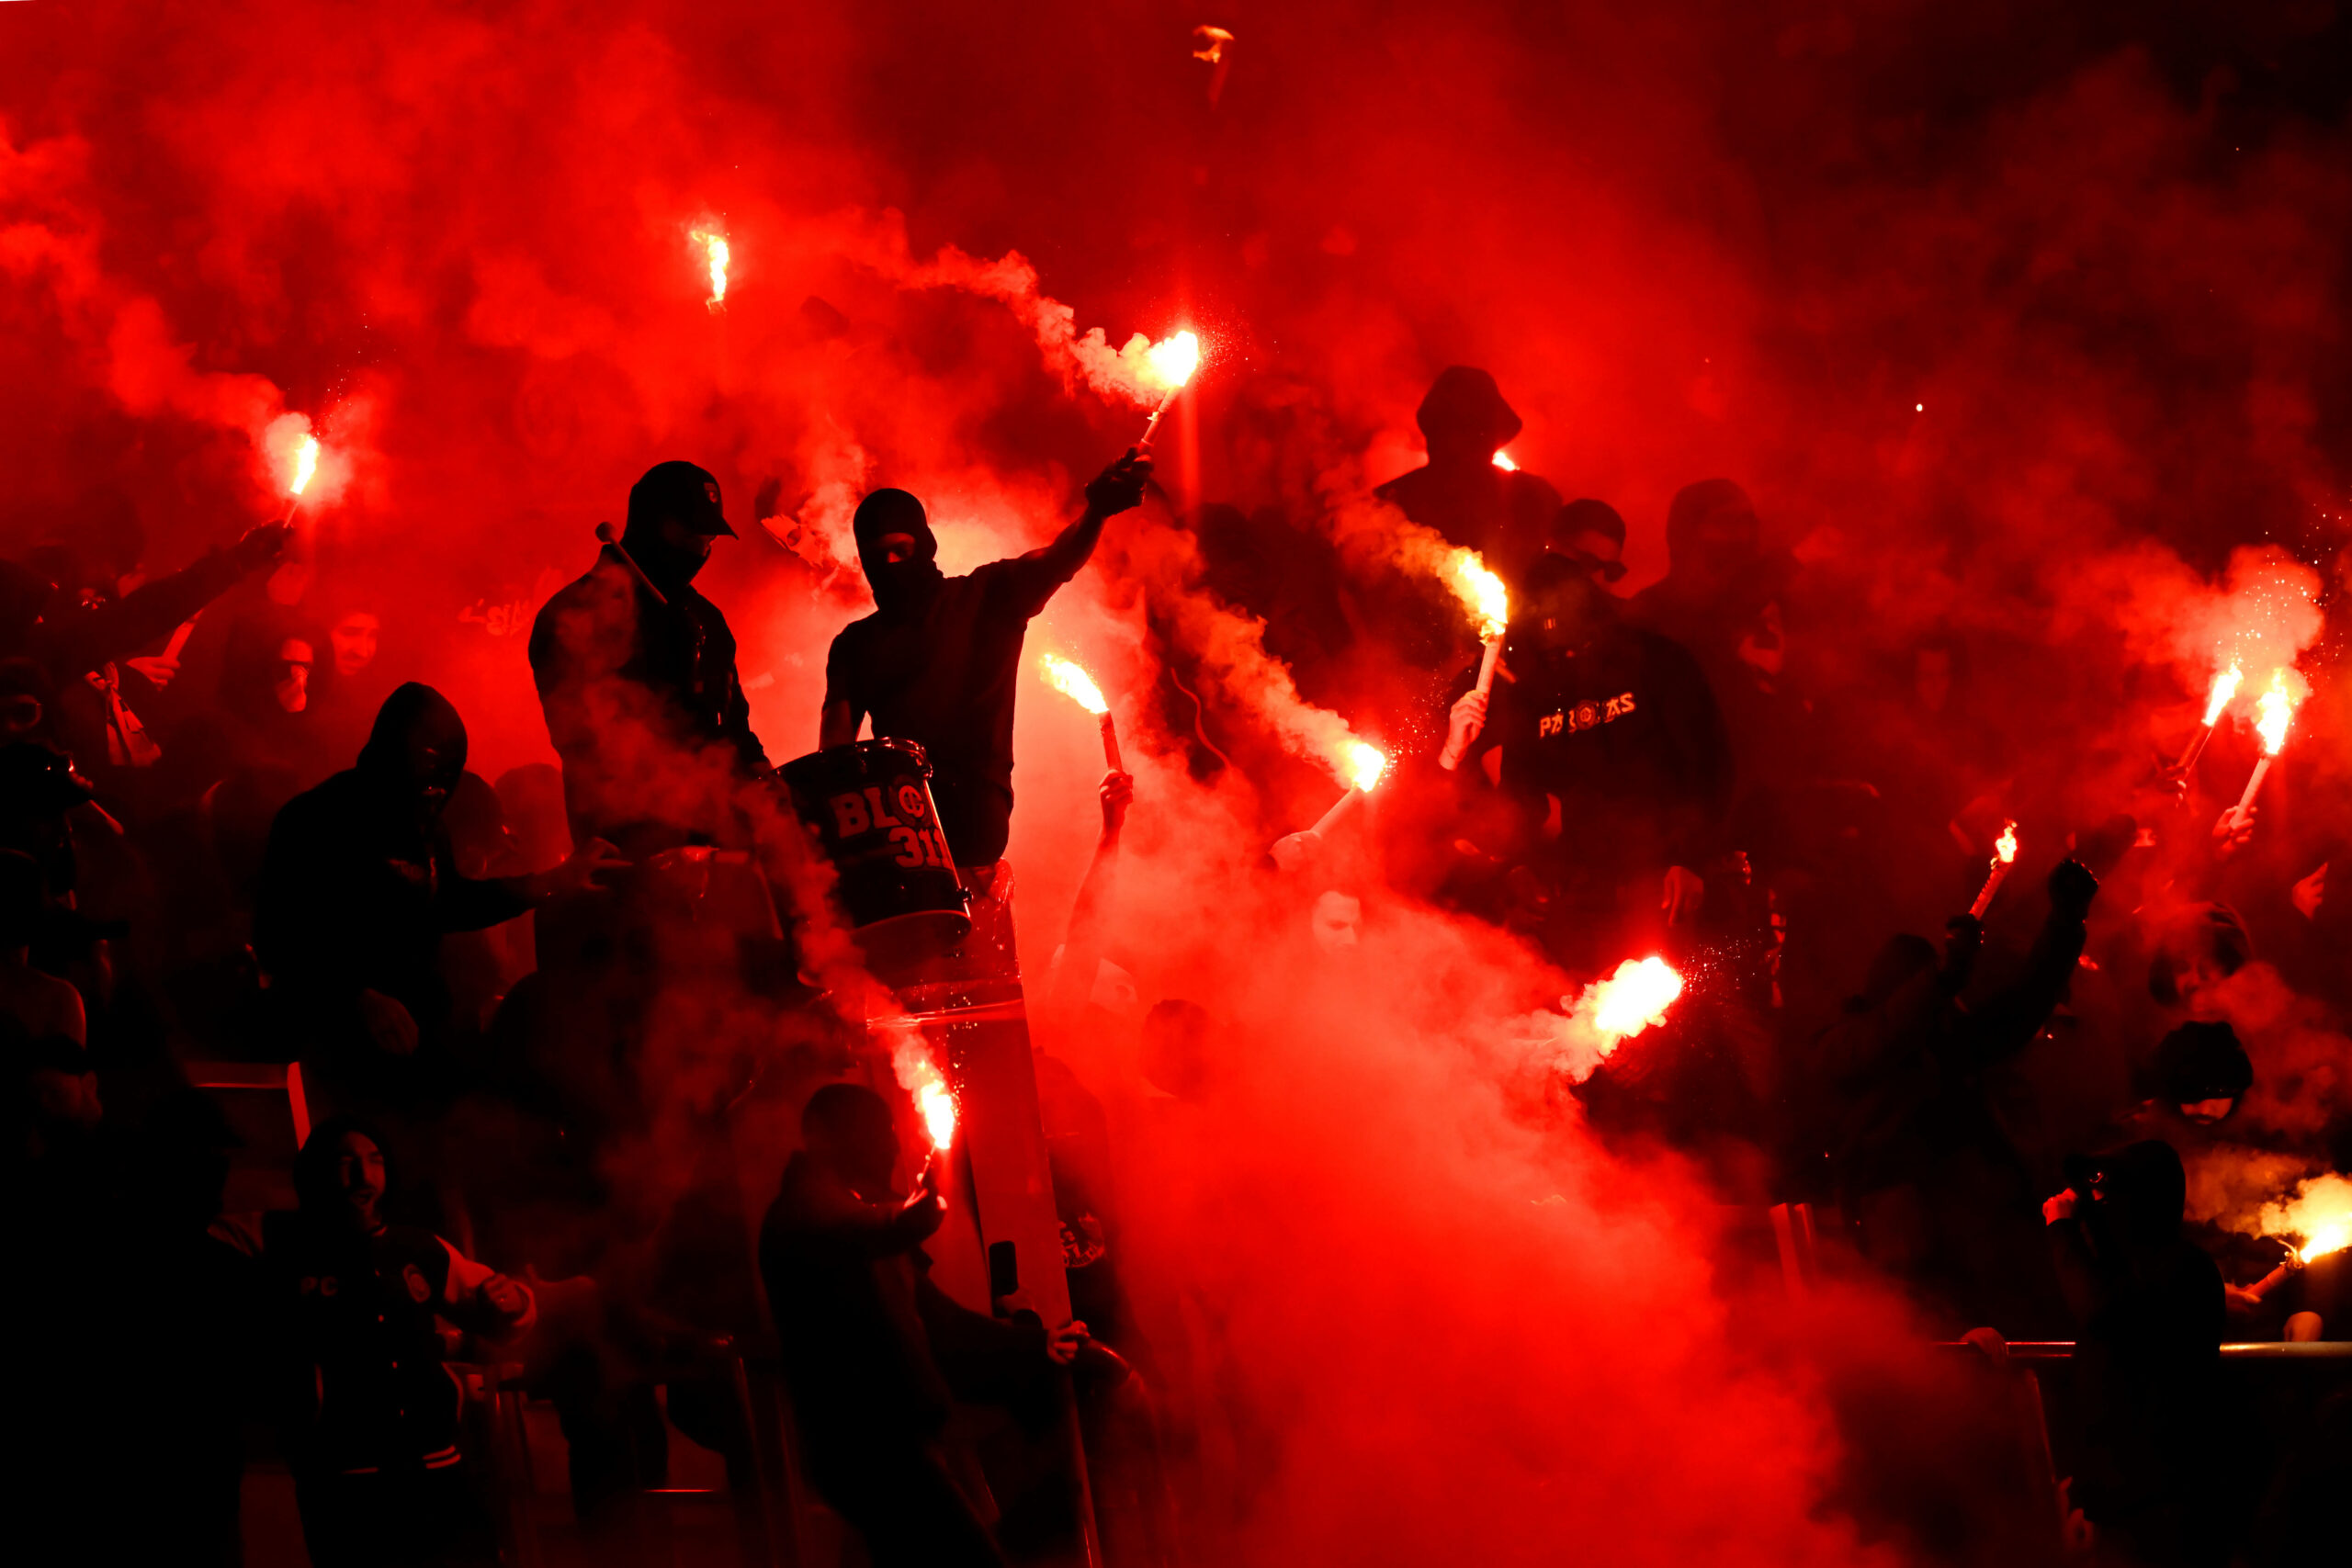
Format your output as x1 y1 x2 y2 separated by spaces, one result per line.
288 434 320 497
1040 652 1109 716
888 1028 956 1152
692 230 729 310
2200 663 2244 728
1491 450 1518 471
1143 329 1201 393
1586 956 1684 1043
1447 547 1510 641
1346 741 1387 793
2258 1173 2352 1264
2255 670 2295 756
1994 820 2018 865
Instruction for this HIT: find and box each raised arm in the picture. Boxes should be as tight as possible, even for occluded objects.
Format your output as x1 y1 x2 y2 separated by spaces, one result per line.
42 526 287 676
1046 771 1133 1023
1000 450 1154 615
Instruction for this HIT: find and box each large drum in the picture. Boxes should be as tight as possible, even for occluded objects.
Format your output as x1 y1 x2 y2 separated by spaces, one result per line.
778 739 971 969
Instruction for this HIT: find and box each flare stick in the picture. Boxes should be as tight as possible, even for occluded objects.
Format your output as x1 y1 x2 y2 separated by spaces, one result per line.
594 522 670 605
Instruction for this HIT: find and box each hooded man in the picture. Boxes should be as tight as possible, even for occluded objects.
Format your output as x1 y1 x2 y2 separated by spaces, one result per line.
1626 478 1774 671
1373 367 1563 581
254 684 622 1100
530 459 767 855
819 449 1152 872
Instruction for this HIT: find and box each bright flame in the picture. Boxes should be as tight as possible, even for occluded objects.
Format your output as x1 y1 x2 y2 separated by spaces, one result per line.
1040 652 1109 716
692 230 729 310
2258 1173 2352 1264
919 1079 957 1152
288 435 320 498
2255 669 2295 756
1491 450 1518 471
888 1027 956 1151
1346 741 1387 793
2200 662 2244 728
1994 820 2018 865
1586 957 1685 1043
1447 547 1510 641
1143 329 1201 393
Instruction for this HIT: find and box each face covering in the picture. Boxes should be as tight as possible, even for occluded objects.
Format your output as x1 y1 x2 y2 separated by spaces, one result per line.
358 682 469 828
852 488 945 615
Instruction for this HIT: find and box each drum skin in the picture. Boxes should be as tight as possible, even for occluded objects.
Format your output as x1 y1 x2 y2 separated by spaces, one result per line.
779 739 972 966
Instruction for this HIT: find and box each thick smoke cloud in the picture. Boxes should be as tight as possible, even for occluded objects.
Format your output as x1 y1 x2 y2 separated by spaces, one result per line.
8 2 2352 1562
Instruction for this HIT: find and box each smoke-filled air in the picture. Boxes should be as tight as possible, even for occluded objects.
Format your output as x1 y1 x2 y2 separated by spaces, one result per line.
6 4 2352 1567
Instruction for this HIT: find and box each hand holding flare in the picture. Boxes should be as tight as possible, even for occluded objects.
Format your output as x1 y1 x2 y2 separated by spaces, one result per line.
1969 820 2018 919
1136 330 1201 447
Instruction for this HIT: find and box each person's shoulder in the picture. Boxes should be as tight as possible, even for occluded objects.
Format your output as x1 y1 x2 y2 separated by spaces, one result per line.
273 767 359 827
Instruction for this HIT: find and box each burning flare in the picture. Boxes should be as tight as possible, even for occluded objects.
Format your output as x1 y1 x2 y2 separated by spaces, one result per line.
1491 450 1518 471
692 230 729 311
1994 820 2018 865
288 434 320 498
1587 956 1685 1043
2258 1173 2352 1264
1448 547 1510 642
1143 329 1201 394
1345 741 1387 793
2255 669 2296 756
2201 663 2244 728
888 1028 956 1152
1039 652 1109 716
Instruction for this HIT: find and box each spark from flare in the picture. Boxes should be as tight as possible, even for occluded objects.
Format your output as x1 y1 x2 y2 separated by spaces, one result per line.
2201 662 2244 728
1448 547 1510 641
692 229 729 311
1490 450 1518 471
888 1027 956 1151
2255 669 2296 756
288 434 319 497
2257 1172 2352 1264
1039 652 1109 716
1346 741 1387 793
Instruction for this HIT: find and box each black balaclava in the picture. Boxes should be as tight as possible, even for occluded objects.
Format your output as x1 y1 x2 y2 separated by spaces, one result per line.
2154 1021 2254 1107
356 682 468 829
853 488 944 615
1664 479 1759 584
2095 1139 2188 1248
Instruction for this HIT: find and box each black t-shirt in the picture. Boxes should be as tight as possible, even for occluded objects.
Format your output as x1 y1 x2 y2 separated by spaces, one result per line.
824 555 1071 866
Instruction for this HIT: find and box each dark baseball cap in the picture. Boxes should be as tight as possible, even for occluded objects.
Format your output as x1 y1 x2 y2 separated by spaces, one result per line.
627 460 735 537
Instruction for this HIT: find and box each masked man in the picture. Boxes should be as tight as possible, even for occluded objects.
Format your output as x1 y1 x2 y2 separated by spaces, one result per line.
819 450 1151 876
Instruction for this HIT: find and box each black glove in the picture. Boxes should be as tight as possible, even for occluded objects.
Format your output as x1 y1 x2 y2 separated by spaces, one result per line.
233 523 292 571
1083 448 1153 517
2047 857 2099 920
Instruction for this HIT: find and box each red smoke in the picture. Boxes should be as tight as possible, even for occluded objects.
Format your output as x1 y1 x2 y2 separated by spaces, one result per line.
8 3 2352 1562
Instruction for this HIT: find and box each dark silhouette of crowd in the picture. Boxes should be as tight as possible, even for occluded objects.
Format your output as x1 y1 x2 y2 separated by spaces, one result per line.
4 372 2349 1568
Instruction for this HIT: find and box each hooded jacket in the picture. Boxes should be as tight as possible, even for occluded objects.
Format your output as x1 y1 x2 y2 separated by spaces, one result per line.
254 685 532 1046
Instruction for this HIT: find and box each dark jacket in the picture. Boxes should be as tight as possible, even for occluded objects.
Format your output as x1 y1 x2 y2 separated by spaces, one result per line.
528 548 767 851
758 1153 1046 1460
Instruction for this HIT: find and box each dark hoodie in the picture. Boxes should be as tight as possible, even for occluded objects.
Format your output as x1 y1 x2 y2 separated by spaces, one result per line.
823 487 1107 866
254 685 532 1056
2048 1139 2225 1543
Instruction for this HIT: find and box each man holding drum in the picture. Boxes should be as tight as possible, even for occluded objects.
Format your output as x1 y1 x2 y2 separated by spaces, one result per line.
819 449 1153 886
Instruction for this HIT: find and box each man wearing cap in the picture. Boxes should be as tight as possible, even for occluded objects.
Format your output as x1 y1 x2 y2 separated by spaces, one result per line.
1551 499 1631 595
820 450 1153 875
530 460 766 855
